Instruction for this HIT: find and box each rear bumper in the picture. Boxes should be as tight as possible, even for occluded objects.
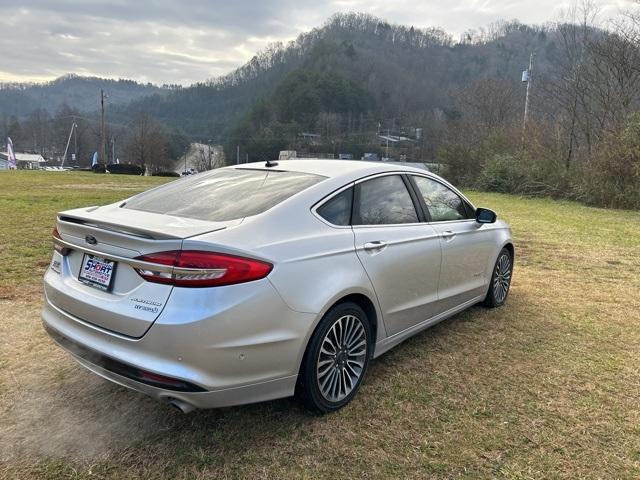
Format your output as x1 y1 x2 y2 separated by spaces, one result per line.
46 322 296 409
42 278 317 409
75 355 297 409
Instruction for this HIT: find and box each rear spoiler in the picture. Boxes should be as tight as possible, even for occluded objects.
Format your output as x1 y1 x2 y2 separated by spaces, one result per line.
56 204 241 240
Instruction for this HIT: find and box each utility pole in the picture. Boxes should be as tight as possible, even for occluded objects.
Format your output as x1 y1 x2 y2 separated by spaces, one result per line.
100 89 106 164
111 137 116 164
61 121 77 168
236 144 240 165
386 129 390 159
73 116 77 163
522 52 535 148
208 141 212 170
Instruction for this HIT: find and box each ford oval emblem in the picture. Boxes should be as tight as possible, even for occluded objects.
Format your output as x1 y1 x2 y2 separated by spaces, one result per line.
85 235 98 245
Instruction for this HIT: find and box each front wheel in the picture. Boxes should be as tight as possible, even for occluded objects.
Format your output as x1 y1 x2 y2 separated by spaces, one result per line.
297 302 371 414
483 248 513 308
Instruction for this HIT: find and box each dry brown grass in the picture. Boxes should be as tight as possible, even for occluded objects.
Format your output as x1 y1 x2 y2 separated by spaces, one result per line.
1 174 639 479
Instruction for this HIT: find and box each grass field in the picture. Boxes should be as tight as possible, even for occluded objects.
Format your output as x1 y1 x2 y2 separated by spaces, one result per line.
1 171 639 479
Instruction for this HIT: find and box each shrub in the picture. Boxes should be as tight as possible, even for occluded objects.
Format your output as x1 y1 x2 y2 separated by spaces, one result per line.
477 154 527 193
436 144 478 185
106 163 144 175
583 114 640 209
153 171 180 177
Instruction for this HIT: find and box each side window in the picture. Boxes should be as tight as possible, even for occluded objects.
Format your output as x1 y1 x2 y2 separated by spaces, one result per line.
317 187 353 226
412 176 472 222
354 175 418 225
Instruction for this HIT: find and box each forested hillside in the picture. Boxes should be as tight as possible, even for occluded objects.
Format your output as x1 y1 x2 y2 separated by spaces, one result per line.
222 14 557 161
115 13 554 142
0 74 168 118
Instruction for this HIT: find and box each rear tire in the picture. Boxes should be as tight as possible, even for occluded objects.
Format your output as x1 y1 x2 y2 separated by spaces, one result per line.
297 302 371 414
483 248 513 308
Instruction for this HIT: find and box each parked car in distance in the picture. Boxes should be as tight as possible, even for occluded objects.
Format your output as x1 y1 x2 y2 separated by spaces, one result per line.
42 160 514 413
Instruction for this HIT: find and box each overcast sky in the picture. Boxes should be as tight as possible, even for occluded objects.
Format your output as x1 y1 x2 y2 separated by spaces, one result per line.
0 0 633 86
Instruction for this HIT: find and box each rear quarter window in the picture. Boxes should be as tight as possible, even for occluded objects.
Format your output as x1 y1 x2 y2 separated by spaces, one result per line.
123 168 325 222
317 187 353 226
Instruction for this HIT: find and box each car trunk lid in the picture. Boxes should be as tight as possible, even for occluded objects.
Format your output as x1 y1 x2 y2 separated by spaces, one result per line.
44 204 241 337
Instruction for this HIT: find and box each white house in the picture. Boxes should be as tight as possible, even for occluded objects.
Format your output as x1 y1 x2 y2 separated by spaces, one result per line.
0 152 46 169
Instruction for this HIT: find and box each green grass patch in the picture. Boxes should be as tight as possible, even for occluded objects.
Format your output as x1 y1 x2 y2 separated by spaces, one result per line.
0 171 169 295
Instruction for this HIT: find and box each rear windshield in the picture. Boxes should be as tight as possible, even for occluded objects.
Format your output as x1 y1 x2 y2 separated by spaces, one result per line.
123 168 326 222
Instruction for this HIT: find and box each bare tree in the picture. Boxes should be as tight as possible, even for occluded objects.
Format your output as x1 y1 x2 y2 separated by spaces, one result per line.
125 112 171 173
449 77 520 149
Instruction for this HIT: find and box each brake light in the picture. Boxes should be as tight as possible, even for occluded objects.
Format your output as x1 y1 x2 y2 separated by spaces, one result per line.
52 228 70 256
133 250 272 288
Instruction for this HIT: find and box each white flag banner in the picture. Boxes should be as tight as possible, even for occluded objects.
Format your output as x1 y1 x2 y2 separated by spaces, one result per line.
6 137 17 169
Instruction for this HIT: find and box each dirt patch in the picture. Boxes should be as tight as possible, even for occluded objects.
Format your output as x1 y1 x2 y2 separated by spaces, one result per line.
0 301 164 463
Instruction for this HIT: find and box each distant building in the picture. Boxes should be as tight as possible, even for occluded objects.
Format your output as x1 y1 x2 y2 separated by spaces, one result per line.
299 133 322 146
299 133 321 140
385 161 432 172
377 134 417 146
296 152 335 159
0 152 46 169
279 150 298 160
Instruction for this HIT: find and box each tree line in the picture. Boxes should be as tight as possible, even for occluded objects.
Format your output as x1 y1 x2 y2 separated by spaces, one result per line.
1 106 188 174
440 3 640 209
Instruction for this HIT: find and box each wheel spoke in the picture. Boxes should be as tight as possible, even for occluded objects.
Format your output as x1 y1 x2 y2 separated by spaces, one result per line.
348 339 366 353
347 328 365 348
352 322 364 344
345 360 364 377
343 317 357 347
317 359 334 377
320 339 336 356
320 367 335 391
331 368 341 399
340 369 348 396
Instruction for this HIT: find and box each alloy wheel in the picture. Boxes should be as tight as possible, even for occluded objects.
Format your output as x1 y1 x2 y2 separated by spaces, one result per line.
493 252 512 303
316 314 368 402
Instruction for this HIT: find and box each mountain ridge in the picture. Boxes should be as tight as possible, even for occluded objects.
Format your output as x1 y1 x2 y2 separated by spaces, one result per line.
0 74 170 119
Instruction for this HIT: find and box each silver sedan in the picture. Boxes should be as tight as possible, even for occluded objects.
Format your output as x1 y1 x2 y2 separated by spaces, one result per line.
42 160 513 413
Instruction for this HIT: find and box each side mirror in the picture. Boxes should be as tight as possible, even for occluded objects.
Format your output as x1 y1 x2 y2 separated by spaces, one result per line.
476 207 497 224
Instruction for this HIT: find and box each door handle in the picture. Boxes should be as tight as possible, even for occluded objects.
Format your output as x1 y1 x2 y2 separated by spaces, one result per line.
441 230 456 241
363 241 388 253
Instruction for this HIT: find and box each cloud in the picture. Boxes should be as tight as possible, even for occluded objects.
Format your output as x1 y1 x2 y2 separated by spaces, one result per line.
0 0 634 85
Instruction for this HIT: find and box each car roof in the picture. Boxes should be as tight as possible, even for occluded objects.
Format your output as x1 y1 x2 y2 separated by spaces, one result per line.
234 159 429 182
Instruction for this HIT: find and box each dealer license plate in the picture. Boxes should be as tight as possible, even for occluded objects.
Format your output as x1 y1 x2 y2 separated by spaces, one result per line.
78 254 116 291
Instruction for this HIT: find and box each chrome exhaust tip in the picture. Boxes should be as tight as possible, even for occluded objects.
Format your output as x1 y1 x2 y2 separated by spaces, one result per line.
168 398 196 414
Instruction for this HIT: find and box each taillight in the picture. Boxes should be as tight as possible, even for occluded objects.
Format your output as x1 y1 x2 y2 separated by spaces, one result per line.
52 227 70 256
133 250 272 288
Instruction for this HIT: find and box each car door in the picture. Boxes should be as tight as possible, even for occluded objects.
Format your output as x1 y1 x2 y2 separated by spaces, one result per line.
409 175 495 312
352 174 442 336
